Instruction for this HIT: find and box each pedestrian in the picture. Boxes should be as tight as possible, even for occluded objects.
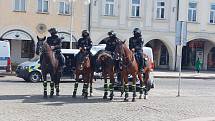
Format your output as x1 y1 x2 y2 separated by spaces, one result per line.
195 58 202 73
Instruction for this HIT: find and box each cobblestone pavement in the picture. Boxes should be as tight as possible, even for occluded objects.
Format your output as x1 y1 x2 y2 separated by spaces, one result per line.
0 76 215 121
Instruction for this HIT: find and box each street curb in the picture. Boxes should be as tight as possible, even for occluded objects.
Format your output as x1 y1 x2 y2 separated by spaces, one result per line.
154 76 215 79
1 73 215 80
0 73 16 77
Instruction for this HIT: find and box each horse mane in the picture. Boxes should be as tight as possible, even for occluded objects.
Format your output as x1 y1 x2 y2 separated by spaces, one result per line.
97 51 113 60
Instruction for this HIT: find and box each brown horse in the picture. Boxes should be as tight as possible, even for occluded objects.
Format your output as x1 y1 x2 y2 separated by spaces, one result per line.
41 42 61 98
96 50 115 100
114 41 144 102
72 48 93 98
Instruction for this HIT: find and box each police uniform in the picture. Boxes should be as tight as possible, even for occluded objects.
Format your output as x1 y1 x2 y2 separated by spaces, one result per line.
40 28 65 70
76 30 94 68
129 28 144 72
47 34 65 67
77 37 92 53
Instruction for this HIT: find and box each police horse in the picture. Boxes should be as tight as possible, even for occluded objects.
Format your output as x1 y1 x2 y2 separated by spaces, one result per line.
72 47 94 98
41 42 62 98
96 50 115 100
114 41 151 102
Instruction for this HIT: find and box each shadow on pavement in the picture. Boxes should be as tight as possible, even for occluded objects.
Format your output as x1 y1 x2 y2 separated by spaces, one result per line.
0 94 111 105
0 80 27 83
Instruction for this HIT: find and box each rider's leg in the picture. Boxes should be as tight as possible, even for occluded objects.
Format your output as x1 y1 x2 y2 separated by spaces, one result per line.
138 53 144 73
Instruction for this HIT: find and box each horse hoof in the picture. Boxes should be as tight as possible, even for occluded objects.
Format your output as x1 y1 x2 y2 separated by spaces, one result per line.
103 96 108 99
139 95 142 99
124 98 129 102
90 93 93 97
144 95 147 99
132 98 135 102
84 96 88 99
56 92 60 96
110 97 113 101
72 95 76 98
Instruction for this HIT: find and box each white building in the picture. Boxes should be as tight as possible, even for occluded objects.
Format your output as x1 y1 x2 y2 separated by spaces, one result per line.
89 0 215 70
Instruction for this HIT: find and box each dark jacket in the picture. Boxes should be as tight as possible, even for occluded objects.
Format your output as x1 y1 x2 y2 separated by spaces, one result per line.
105 37 120 52
129 36 144 52
47 35 62 50
77 37 92 51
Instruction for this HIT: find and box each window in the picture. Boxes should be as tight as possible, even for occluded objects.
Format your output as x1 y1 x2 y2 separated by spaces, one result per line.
188 2 197 22
131 0 140 17
38 0 49 13
104 0 114 16
156 0 165 19
210 4 215 23
59 1 70 15
14 0 26 11
21 40 34 58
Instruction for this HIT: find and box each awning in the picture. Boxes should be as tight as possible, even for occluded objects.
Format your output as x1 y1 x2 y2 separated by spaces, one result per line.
2 30 32 40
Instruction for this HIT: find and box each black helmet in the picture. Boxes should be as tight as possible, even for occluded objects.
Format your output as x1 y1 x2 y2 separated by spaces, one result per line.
133 28 141 34
133 28 141 37
48 28 58 35
108 30 116 37
82 30 89 38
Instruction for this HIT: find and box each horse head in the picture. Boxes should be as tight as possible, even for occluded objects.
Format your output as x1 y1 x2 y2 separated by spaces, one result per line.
36 36 46 55
114 41 125 61
77 52 90 71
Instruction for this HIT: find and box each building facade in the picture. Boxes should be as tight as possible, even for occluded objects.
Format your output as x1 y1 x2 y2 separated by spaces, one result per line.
89 0 215 70
0 0 89 64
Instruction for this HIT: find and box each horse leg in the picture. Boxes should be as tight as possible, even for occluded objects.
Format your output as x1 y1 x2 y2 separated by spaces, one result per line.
89 73 93 97
144 81 151 100
50 80 54 98
49 73 55 98
82 76 88 99
55 73 60 96
131 74 137 102
42 73 48 98
138 73 144 99
109 73 115 101
72 73 79 98
124 73 129 102
103 75 108 99
144 73 149 99
118 72 124 97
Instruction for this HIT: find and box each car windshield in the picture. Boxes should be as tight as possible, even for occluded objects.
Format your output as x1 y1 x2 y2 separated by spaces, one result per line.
91 44 106 52
29 56 40 62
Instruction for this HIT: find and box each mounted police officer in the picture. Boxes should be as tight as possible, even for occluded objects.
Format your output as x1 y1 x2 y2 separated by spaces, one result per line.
46 28 65 71
76 30 93 64
129 28 144 73
97 30 122 83
105 30 121 54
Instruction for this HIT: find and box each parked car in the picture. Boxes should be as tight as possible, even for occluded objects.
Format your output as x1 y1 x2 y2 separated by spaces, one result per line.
0 40 11 72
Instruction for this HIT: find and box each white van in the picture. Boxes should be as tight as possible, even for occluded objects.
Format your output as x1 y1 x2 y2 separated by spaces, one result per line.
0 41 11 72
143 47 154 70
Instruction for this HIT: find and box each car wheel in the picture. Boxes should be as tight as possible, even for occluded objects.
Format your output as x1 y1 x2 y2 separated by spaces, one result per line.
29 72 41 83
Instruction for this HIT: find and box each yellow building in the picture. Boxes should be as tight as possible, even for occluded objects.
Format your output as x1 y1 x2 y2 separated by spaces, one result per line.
0 0 88 64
